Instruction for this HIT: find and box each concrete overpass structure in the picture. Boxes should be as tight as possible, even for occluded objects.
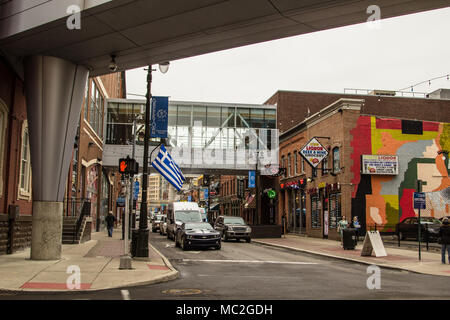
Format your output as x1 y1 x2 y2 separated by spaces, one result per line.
1 0 448 259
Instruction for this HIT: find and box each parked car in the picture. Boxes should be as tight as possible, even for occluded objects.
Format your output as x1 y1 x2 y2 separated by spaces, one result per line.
151 214 164 233
214 216 252 243
159 215 168 236
396 216 441 241
175 222 221 250
166 202 203 241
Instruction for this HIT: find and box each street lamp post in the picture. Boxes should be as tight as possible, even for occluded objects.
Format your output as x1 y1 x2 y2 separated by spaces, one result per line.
134 62 169 257
134 66 152 257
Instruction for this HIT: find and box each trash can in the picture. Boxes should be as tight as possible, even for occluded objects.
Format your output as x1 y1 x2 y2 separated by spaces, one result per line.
342 228 357 250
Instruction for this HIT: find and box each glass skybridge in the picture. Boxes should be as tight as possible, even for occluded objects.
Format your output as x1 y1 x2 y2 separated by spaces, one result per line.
103 99 279 174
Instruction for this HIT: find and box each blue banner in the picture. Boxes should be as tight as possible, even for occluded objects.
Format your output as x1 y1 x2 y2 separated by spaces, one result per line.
188 196 192 202
248 170 256 188
150 96 169 138
204 188 209 199
134 181 139 200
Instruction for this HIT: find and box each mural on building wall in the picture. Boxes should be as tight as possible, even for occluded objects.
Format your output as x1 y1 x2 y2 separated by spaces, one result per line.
351 117 450 232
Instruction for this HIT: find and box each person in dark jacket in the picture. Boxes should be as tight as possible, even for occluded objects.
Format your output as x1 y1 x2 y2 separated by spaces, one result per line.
105 212 116 237
439 218 450 264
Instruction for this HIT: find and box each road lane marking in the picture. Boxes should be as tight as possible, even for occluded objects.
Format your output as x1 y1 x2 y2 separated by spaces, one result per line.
121 289 131 300
182 259 318 265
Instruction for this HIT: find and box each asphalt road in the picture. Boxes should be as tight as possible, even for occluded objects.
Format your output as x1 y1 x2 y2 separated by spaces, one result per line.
2 231 450 301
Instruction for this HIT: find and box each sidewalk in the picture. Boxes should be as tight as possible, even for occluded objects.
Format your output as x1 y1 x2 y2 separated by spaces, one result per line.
0 228 178 292
253 234 450 277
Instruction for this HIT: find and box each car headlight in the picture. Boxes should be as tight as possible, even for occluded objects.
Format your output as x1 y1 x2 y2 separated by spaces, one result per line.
227 226 233 231
246 227 252 233
187 235 193 240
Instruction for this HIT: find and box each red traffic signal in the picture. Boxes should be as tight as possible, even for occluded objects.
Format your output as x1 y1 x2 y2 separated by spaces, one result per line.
118 157 139 175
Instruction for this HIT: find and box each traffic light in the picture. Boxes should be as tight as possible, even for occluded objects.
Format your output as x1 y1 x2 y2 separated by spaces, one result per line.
119 156 139 175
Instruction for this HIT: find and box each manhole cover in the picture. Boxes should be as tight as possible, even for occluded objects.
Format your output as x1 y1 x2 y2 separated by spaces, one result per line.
162 288 202 296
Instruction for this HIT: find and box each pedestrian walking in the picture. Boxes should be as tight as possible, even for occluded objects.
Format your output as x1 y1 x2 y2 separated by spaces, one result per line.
438 218 450 264
106 211 116 237
350 216 361 242
337 216 349 246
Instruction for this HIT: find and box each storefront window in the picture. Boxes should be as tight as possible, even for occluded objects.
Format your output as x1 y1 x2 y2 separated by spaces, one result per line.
311 196 321 228
329 193 341 228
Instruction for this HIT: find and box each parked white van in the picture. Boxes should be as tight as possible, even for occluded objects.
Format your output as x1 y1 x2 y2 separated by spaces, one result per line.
166 202 203 240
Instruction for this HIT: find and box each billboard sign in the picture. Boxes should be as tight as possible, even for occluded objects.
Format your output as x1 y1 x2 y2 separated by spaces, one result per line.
362 155 398 175
299 138 328 168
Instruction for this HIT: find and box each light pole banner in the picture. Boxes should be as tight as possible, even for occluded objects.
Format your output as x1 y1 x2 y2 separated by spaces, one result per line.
150 96 169 138
248 170 256 188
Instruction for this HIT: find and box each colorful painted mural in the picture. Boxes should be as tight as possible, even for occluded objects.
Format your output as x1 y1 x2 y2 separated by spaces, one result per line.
350 117 450 232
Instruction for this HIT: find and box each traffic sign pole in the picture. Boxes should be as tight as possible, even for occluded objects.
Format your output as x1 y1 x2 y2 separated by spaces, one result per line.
417 180 422 261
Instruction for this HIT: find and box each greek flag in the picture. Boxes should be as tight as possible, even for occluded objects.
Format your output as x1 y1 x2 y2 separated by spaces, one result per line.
151 144 185 191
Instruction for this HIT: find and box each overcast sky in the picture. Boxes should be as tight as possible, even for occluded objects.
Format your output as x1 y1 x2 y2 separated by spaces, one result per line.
125 6 450 105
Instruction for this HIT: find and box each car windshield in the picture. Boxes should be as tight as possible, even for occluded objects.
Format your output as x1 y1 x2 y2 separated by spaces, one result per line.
175 210 202 223
185 223 214 231
224 217 246 225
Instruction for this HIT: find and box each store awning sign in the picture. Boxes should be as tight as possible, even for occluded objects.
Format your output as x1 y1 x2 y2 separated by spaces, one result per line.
299 137 328 168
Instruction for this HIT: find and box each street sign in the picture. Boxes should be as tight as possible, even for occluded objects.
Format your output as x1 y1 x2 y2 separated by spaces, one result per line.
299 137 328 168
413 192 426 209
150 96 169 138
248 171 256 188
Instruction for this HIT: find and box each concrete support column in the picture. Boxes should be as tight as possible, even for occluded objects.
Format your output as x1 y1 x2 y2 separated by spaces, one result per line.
24 55 89 260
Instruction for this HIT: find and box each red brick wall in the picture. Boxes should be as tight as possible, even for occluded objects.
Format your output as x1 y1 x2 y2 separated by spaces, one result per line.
266 90 450 134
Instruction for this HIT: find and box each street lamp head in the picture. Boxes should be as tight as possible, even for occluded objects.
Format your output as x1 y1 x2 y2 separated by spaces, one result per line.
158 61 170 74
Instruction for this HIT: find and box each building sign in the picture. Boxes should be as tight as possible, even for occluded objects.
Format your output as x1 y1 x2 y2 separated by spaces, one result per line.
150 96 169 138
248 171 256 188
362 155 398 175
299 137 328 168
413 192 426 210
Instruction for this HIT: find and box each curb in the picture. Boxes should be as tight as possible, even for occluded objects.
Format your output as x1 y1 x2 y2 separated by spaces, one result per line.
0 242 179 293
252 240 426 275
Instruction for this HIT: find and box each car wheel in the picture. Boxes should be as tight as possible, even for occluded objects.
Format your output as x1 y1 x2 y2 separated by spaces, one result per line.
175 235 180 247
181 237 188 251
246 238 251 243
215 244 221 250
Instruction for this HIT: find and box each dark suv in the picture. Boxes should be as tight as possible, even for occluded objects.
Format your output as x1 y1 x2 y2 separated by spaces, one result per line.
214 216 252 243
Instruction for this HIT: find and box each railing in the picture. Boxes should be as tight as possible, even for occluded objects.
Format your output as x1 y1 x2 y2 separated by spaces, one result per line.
73 200 91 243
367 223 438 252
63 197 88 217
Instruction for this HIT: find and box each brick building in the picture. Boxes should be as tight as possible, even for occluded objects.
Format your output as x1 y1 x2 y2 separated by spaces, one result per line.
65 72 126 233
0 57 33 254
274 90 450 240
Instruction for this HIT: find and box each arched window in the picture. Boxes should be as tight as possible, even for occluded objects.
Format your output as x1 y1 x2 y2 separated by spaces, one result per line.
333 147 340 173
0 99 8 197
18 120 32 200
